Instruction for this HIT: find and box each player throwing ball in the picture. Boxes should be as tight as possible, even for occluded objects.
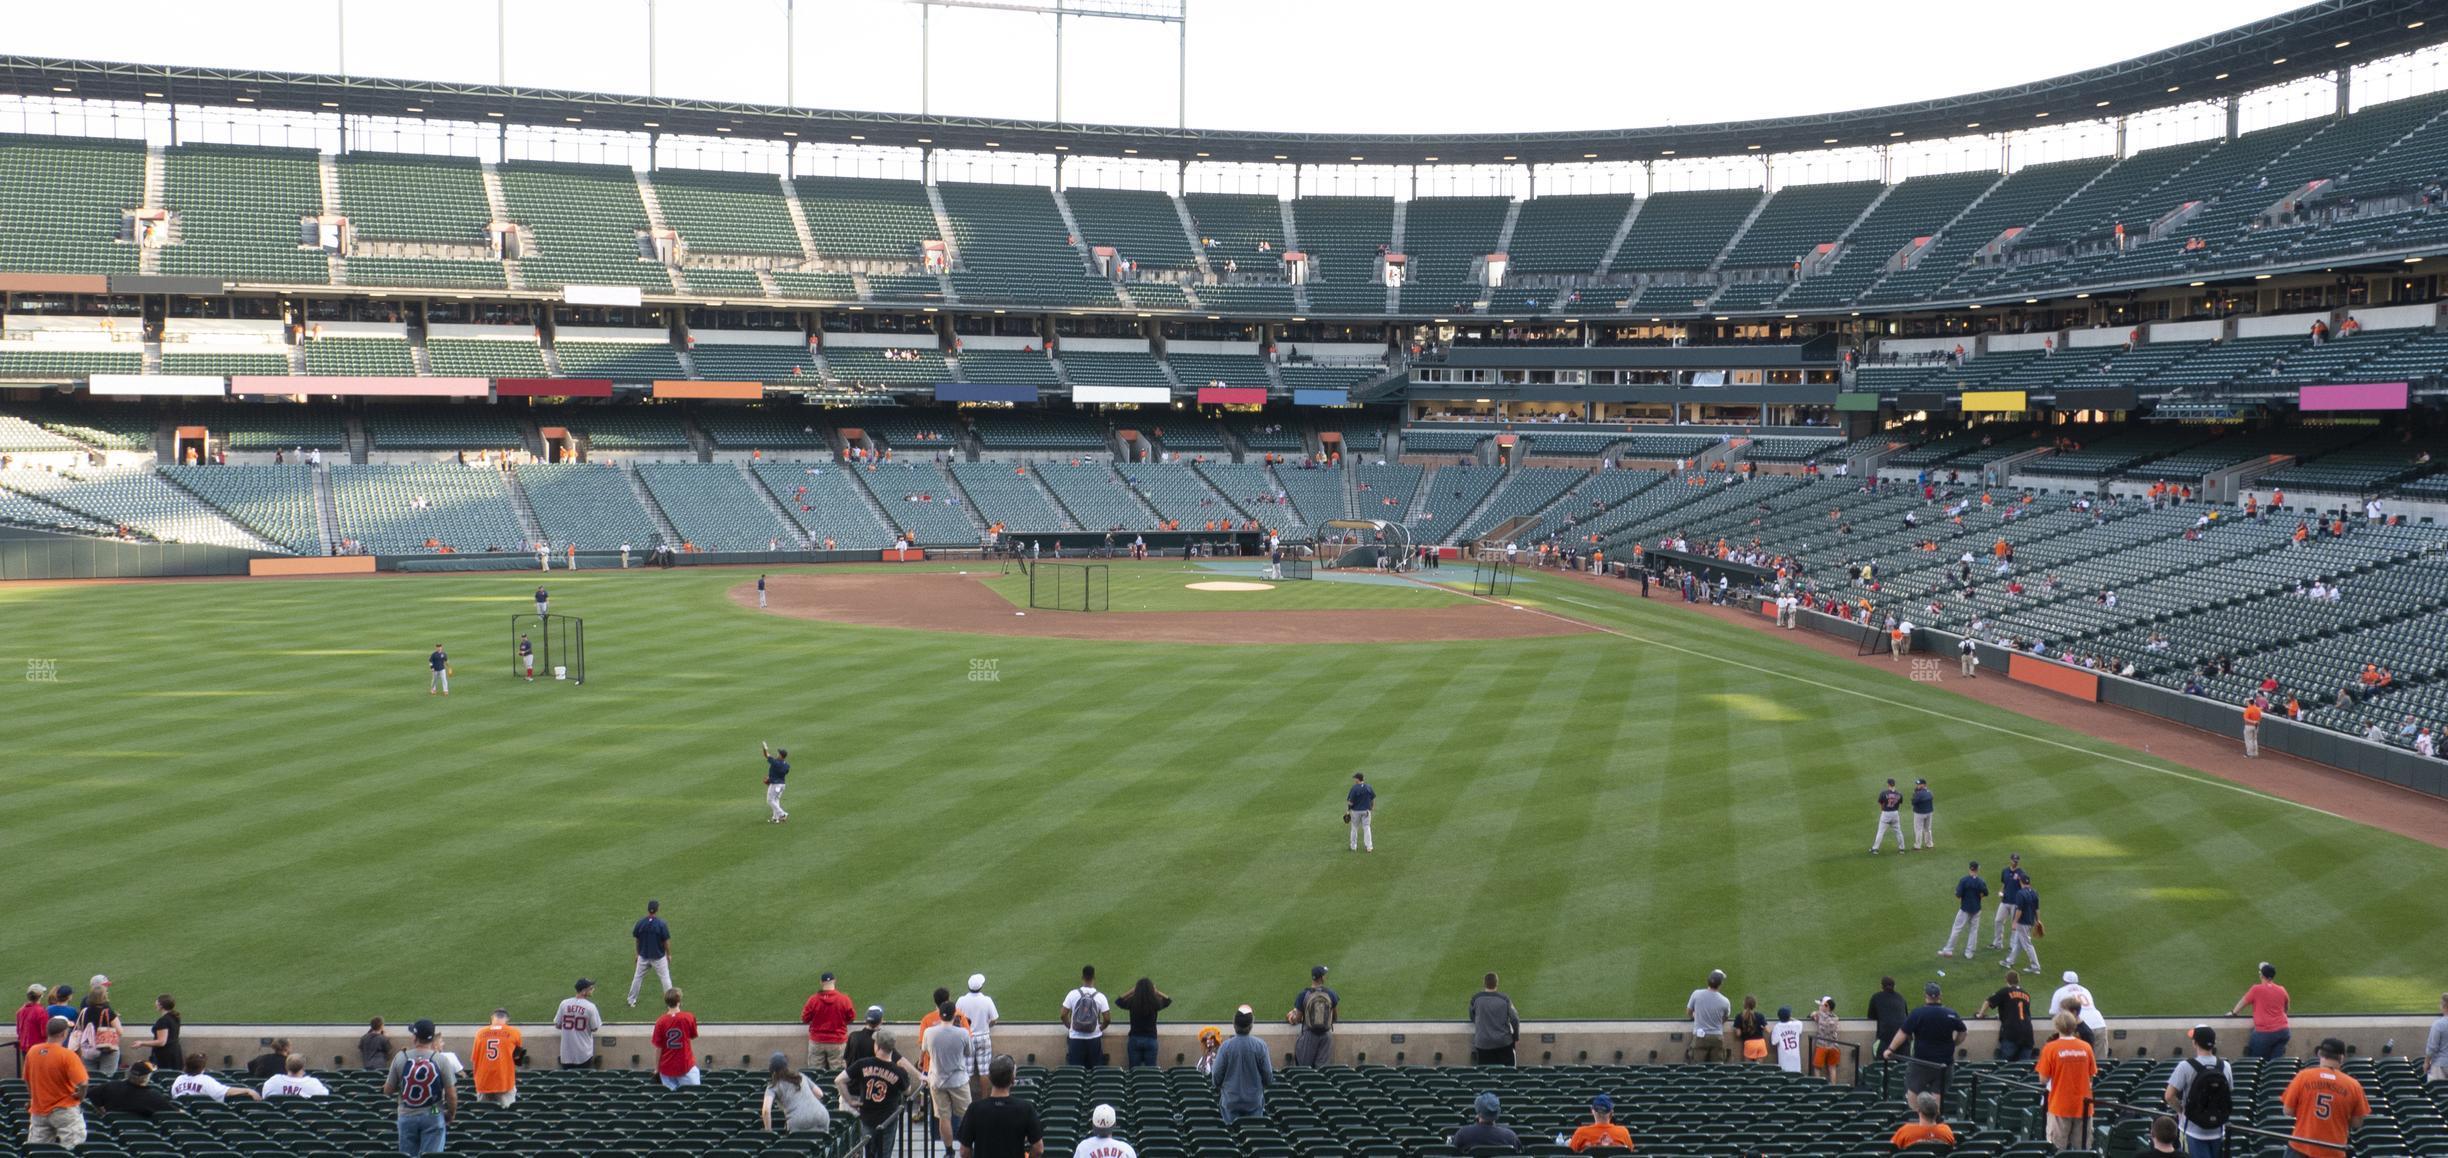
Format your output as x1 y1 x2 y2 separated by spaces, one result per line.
519 634 536 682
761 742 791 824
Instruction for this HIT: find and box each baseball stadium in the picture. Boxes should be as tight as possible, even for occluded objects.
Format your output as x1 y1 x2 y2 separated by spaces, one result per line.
6 1 2448 1154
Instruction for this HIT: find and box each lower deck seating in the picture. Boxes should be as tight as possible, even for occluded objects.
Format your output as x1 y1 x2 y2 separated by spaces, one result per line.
948 461 1071 533
635 463 796 551
515 462 661 551
160 464 320 552
752 461 895 549
0 466 277 550
328 464 528 554
859 460 983 545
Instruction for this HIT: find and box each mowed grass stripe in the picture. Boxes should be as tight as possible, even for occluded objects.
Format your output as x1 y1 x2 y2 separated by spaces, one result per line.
6 566 2448 1025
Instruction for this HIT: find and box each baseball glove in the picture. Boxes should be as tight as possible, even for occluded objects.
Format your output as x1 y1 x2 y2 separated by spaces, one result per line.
1342 812 1352 824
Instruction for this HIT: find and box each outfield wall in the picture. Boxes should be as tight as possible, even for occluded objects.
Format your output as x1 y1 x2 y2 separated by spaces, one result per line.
0 527 270 579
153 1016 2438 1077
1767 606 2448 802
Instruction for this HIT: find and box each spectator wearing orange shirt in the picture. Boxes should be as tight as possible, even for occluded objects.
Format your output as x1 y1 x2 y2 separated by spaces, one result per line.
1566 1093 1632 1152
2035 1010 2098 1151
2242 701 2265 758
24 1016 90 1148
472 1008 523 1106
2281 1038 2369 1158
1890 1093 1956 1149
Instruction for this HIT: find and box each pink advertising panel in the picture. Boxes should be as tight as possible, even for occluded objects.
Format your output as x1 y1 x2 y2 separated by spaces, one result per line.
2298 382 2408 411
231 376 489 397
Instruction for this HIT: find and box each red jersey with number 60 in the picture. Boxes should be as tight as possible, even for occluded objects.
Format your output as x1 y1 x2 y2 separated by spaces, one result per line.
652 1011 698 1077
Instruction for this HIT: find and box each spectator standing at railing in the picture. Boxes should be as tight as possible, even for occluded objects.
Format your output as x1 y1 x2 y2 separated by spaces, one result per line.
1686 971 1732 1063
956 1056 1045 1156
1211 1006 1272 1124
2230 963 2291 1059
1884 982 1965 1100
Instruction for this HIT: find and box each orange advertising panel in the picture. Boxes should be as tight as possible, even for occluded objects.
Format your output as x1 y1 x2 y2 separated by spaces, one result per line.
2007 654 2099 701
881 548 927 562
652 380 763 400
250 556 377 577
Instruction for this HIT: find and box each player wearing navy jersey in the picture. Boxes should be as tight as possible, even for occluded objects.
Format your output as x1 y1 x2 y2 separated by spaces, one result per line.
2003 882 2042 972
519 634 536 681
1989 854 2029 951
1910 779 1937 849
534 586 549 616
757 574 768 608
1938 860 1988 961
428 644 451 696
1871 779 1904 853
1344 773 1376 852
761 742 791 824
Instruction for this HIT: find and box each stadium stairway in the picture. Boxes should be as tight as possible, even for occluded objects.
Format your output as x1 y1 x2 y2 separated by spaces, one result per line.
621 463 684 547
501 465 547 547
737 463 817 548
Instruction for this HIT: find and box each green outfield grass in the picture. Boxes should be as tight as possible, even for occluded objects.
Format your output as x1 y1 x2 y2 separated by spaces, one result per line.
4 564 2442 1029
978 563 1468 612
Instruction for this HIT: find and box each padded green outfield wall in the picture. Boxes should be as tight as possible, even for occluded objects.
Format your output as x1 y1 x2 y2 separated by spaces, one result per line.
0 527 268 579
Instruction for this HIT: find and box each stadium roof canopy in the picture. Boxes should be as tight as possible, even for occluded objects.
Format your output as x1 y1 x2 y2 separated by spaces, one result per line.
2 1 2442 166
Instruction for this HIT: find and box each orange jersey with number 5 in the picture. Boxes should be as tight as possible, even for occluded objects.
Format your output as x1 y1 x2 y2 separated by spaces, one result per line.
473 1025 522 1094
2281 1066 2367 1156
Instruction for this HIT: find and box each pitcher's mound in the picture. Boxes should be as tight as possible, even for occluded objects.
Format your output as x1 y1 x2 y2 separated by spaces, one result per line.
1186 580 1275 592
737 572 1596 645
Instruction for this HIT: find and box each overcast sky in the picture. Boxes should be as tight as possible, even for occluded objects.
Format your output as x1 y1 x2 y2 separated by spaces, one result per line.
9 0 2312 133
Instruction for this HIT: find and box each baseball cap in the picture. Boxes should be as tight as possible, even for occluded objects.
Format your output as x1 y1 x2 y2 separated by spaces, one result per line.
1312 965 1329 978
1924 982 1943 997
821 971 836 982
1914 777 1927 785
968 974 987 992
1474 1092 1502 1119
2062 971 2079 984
2191 1025 2217 1048
1091 1104 1117 1129
575 978 594 992
411 1019 437 1043
1777 1006 1793 1020
768 1051 791 1071
866 1005 884 1023
1590 1093 1614 1111
2316 1037 2346 1059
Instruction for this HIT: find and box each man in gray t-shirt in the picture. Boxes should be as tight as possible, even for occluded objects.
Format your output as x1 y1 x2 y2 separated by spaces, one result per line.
1687 971 1734 1062
383 1019 462 1155
922 1002 976 1146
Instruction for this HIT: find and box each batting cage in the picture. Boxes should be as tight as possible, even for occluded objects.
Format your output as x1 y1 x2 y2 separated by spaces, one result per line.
1268 543 1316 581
1028 561 1109 612
511 613 586 683
1470 558 1518 597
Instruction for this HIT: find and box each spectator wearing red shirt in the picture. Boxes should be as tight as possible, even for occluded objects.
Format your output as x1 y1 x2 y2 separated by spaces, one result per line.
16 986 48 1070
800 973 856 1073
652 988 699 1090
2231 963 2292 1059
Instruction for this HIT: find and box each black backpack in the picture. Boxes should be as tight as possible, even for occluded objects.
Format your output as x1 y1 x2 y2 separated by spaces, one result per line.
2181 1057 2232 1130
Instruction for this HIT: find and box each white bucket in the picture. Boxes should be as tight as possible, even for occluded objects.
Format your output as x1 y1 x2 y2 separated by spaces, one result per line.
553 666 567 680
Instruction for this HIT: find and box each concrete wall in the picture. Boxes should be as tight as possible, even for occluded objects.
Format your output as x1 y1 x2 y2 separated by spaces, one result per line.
169 1015 2440 1077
